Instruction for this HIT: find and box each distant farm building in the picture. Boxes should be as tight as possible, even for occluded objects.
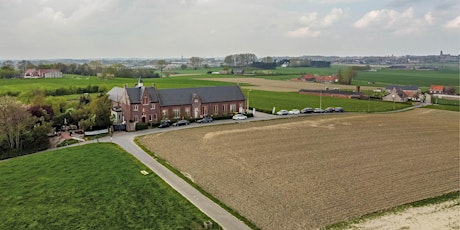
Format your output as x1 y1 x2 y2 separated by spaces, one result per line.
429 85 445 94
297 74 338 83
384 85 420 101
24 69 63 78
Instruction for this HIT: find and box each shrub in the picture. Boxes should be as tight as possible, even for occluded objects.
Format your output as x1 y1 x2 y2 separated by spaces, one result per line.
135 122 149 131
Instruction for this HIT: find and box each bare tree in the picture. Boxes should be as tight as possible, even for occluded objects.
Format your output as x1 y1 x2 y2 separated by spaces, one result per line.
156 60 167 74
189 57 203 69
445 86 457 95
0 96 36 149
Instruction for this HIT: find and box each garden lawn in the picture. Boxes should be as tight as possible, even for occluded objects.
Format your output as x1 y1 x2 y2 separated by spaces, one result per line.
0 143 218 230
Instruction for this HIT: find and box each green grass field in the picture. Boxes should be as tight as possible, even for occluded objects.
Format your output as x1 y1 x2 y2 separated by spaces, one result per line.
1 66 457 113
245 90 411 113
0 143 219 230
353 68 459 88
0 74 233 95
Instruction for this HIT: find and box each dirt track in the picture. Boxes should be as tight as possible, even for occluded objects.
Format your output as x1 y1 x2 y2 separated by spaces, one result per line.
203 77 378 92
138 109 459 229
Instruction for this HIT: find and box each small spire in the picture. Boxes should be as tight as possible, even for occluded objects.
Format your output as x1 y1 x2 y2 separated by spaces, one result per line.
137 76 143 87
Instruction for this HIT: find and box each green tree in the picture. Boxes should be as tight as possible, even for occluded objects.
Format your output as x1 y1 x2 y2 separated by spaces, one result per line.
0 66 18 79
89 94 112 129
337 67 356 85
261 56 273 63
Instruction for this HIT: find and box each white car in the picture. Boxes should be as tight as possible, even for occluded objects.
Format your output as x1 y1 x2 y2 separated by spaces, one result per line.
288 109 300 115
276 110 288 115
232 114 248 120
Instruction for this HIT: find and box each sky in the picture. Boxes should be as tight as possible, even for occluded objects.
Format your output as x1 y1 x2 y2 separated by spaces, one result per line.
1 0 459 59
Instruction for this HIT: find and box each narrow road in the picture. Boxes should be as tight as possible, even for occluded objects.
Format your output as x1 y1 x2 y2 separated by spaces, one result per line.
106 135 250 230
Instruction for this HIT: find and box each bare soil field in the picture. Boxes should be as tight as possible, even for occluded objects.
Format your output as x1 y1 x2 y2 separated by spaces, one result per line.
345 199 459 230
138 109 459 229
203 77 378 92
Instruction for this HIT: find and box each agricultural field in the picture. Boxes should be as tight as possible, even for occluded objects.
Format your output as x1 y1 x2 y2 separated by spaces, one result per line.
204 77 411 112
353 67 459 88
138 108 459 229
0 143 219 230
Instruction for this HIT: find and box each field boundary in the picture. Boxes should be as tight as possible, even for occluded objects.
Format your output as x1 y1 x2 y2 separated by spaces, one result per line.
321 191 460 229
133 138 260 230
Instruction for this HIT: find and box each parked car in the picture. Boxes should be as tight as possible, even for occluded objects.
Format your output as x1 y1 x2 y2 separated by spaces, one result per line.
276 110 288 115
314 108 324 113
172 119 190 126
334 107 344 112
232 114 248 120
301 107 313 113
288 109 300 115
324 107 335 113
197 116 213 123
158 121 170 128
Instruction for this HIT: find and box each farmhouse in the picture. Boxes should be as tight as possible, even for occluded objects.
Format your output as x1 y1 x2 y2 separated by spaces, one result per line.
298 74 338 83
383 88 409 102
429 85 445 94
385 85 420 100
24 68 63 78
108 78 246 131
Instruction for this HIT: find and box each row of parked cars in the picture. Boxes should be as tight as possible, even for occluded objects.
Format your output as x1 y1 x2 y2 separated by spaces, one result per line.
277 107 344 115
157 113 248 128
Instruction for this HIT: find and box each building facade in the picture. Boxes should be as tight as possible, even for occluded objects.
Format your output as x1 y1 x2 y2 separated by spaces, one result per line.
108 78 246 131
24 69 63 78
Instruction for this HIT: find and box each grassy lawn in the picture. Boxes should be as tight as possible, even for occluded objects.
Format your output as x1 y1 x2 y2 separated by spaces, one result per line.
0 143 219 230
245 90 411 113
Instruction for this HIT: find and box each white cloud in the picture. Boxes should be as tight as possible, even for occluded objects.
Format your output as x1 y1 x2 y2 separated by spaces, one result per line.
292 7 345 38
38 7 67 24
424 12 435 25
353 7 437 35
444 15 460 29
323 8 344 27
310 0 362 3
287 27 321 38
299 13 318 25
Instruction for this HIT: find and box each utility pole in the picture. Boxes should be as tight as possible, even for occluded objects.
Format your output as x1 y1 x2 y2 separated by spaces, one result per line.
319 90 322 109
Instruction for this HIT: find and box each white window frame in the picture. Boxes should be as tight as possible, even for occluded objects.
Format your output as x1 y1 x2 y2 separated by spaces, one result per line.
173 108 180 119
230 104 236 113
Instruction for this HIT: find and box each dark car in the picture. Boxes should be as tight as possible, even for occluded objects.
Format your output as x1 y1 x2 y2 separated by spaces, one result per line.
197 117 213 123
314 108 324 113
324 107 335 113
172 119 190 126
301 107 313 113
334 107 344 112
158 121 170 128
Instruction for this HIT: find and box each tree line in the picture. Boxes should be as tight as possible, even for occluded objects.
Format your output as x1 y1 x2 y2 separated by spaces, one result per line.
0 60 160 79
0 92 112 160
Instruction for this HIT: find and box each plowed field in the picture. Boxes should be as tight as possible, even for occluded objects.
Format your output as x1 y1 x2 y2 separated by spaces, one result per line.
138 109 459 229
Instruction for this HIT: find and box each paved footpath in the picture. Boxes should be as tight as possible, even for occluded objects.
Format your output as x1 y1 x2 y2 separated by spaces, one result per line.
98 120 258 230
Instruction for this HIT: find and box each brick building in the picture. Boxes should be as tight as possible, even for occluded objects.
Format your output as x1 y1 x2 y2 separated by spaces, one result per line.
108 78 246 131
